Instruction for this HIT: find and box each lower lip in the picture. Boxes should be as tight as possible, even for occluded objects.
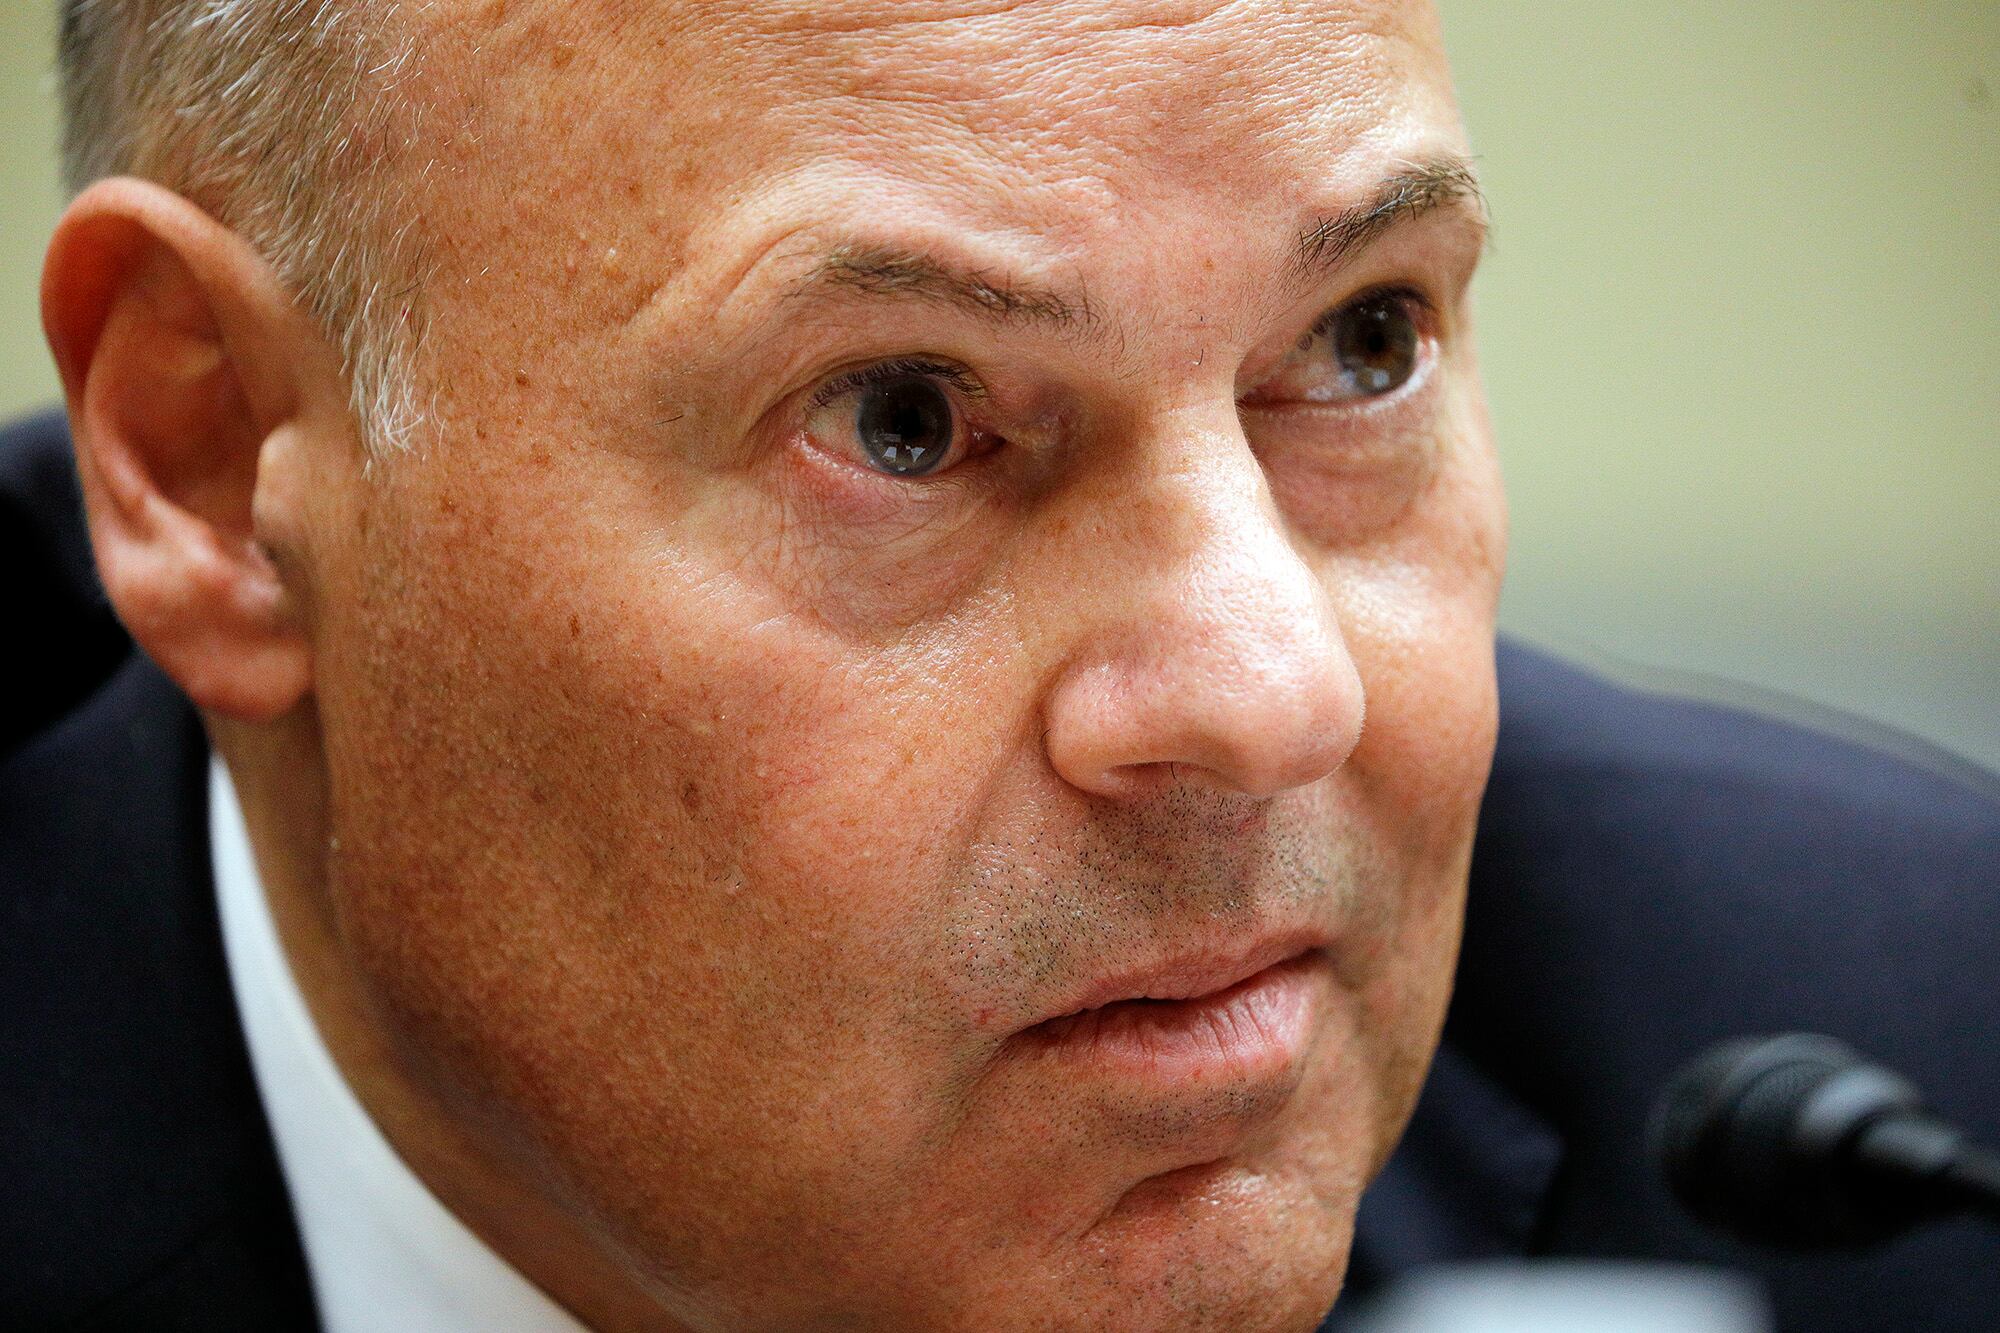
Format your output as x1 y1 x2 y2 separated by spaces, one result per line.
1017 952 1324 1081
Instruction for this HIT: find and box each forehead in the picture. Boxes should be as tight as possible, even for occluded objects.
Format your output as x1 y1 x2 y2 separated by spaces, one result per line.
673 1 1447 154
408 1 1462 389
424 0 1456 208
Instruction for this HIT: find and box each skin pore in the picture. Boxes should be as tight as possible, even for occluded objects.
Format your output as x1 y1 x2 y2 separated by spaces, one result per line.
45 2 1505 1329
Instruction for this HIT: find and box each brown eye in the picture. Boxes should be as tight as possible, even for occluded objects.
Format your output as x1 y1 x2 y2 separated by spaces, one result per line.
1243 288 1429 408
1327 292 1420 397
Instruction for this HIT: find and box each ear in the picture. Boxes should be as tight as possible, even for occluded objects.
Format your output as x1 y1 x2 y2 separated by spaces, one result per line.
42 178 339 722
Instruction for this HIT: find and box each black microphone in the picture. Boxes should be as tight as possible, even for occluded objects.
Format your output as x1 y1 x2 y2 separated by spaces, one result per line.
1649 1032 2000 1248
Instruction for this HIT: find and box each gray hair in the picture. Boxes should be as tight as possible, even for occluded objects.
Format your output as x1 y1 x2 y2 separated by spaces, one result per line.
57 0 429 453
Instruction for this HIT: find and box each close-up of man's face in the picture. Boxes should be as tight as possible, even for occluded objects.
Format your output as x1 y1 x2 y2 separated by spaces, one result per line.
52 0 1506 1328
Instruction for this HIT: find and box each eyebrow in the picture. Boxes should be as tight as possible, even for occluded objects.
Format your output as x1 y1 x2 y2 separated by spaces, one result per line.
782 152 1486 335
1291 154 1486 287
794 245 1099 331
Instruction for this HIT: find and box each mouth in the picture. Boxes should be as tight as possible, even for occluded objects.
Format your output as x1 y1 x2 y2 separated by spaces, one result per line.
1013 936 1331 1082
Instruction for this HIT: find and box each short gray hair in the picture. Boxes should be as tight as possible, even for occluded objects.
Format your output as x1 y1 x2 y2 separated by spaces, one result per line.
58 0 429 453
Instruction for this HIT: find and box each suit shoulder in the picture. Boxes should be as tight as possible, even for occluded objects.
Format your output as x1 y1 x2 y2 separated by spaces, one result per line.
2 409 135 754
1469 641 1999 1130
1489 639 1999 848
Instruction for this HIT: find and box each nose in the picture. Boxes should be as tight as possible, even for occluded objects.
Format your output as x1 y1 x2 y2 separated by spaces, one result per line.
1040 422 1365 803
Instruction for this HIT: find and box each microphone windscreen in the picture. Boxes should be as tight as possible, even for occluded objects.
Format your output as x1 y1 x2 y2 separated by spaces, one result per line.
1650 1032 1925 1248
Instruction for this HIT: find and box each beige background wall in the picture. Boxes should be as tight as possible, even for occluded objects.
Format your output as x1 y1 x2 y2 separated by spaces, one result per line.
3 3 1994 770
1 4 65 428
1437 2 1997 772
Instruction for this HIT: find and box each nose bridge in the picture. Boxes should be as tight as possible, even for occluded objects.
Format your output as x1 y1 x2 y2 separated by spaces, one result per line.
1040 409 1365 801
1137 430 1321 667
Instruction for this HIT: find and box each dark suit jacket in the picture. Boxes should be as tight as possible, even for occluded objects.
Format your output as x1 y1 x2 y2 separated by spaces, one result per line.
4 408 1996 1331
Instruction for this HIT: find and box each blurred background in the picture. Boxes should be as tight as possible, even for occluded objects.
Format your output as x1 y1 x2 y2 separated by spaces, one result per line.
1 2 1994 771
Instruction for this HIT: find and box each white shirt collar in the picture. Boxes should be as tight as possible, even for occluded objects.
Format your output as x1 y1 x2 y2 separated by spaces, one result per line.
209 759 590 1333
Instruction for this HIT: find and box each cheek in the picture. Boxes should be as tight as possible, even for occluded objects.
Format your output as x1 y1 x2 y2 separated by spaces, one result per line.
1316 430 1501 1130
308 458 1037 1279
1337 498 1502 874
323 471 988 1019
761 433 1028 635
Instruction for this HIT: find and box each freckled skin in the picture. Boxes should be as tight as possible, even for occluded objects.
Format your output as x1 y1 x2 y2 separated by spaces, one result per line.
238 2 1502 1329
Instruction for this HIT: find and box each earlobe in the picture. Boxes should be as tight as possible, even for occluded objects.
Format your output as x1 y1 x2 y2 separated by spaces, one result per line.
42 179 321 723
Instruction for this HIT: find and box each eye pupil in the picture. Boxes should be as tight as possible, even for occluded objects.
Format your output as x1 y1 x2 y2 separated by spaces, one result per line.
1332 295 1419 396
855 376 953 476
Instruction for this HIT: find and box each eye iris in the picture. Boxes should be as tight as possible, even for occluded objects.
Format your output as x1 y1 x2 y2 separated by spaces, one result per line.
1332 296 1419 396
854 376 953 476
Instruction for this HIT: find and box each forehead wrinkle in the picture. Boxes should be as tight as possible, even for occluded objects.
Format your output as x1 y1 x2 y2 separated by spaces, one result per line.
736 0 1395 139
745 0 1252 41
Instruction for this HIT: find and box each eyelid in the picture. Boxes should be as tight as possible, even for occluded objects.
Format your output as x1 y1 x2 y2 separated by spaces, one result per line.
797 355 1000 487
805 356 988 412
1239 282 1438 411
1305 282 1435 340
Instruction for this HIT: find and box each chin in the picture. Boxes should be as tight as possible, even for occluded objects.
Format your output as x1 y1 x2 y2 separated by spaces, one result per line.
1030 1159 1353 1333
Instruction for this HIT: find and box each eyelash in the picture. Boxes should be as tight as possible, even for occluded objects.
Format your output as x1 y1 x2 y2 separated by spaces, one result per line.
805 356 988 413
1306 283 1434 342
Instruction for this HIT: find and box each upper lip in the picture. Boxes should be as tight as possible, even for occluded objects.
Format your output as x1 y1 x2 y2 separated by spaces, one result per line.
1024 928 1332 1032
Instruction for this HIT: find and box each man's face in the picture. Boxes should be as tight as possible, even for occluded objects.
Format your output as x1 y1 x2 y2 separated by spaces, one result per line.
297 1 1502 1327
